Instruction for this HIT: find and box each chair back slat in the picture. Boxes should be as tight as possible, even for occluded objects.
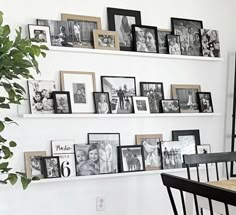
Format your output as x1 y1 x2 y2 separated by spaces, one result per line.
206 163 209 182
225 161 229 180
194 194 200 215
167 187 178 215
196 165 200 182
208 199 214 215
180 190 187 215
225 203 230 215
215 162 219 181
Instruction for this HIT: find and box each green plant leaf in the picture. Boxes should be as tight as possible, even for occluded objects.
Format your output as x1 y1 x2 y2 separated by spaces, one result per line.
2 146 13 159
4 117 13 122
16 171 26 177
9 141 17 147
21 176 31 190
32 176 40 181
0 135 7 142
0 162 9 169
0 11 3 25
0 104 10 109
0 121 5 132
8 173 18 185
0 97 6 103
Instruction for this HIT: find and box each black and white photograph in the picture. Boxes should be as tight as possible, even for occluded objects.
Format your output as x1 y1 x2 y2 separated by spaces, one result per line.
158 29 171 54
132 25 158 53
74 144 100 176
118 145 145 172
88 133 120 174
27 80 56 114
93 92 111 114
197 92 214 113
197 144 211 154
28 25 51 46
167 34 181 55
171 17 203 56
42 156 61 178
101 76 136 114
140 82 164 113
132 96 150 114
37 19 73 47
52 91 72 114
73 83 86 104
107 7 141 51
136 134 163 170
161 99 180 113
201 29 220 57
172 84 201 113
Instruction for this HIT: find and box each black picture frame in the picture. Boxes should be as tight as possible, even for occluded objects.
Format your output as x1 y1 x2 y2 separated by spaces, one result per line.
42 156 61 178
160 99 180 113
107 7 141 51
93 92 111 114
157 29 171 54
197 92 214 113
166 34 182 55
118 145 145 173
132 25 159 53
52 91 72 114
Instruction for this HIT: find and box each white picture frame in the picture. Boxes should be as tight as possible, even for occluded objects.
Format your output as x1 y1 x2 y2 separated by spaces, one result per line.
132 96 150 114
28 24 51 46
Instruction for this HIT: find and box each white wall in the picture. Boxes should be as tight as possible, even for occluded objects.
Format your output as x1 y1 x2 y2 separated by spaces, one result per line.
0 0 235 215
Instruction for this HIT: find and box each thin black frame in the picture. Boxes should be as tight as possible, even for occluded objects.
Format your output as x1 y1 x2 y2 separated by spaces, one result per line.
118 145 145 173
132 25 159 53
197 92 214 113
93 92 111 114
42 156 61 178
107 7 141 51
166 34 182 55
160 99 180 113
52 91 72 114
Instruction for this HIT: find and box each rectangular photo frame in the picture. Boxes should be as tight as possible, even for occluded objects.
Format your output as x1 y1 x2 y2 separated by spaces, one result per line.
157 29 171 54
52 91 72 114
93 92 111 114
167 34 181 55
132 96 150 114
160 99 180 113
28 24 51 46
197 92 214 113
42 156 61 178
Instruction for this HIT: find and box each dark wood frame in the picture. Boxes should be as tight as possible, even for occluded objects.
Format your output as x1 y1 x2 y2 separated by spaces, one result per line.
107 7 141 51
197 92 214 113
166 34 182 55
42 156 61 178
93 92 111 114
160 99 180 113
52 91 72 114
157 29 171 54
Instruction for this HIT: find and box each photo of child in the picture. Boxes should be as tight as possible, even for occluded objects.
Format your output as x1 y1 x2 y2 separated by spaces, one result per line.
93 92 111 114
167 35 181 55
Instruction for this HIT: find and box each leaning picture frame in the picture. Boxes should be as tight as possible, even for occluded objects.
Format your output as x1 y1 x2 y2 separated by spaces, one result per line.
28 25 51 46
132 96 150 114
197 92 214 113
157 29 171 54
52 91 72 114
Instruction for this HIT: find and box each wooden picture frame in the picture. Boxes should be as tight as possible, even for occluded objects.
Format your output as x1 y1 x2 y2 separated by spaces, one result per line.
52 91 72 114
197 92 214 113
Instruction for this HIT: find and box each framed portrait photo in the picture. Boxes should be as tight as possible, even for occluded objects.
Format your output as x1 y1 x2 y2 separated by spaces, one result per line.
107 7 141 51
24 151 47 179
52 91 72 114
132 96 150 114
93 92 111 114
118 145 145 173
158 29 171 54
61 71 96 113
197 92 214 113
197 144 211 154
61 13 102 48
160 99 180 113
171 17 203 56
136 134 163 170
167 34 181 55
171 84 201 113
132 25 158 53
28 25 51 46
42 156 61 178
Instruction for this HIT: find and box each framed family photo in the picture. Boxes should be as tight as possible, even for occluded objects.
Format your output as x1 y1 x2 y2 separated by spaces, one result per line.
42 156 61 178
132 96 150 114
197 144 211 154
158 29 171 54
107 7 141 51
61 71 96 113
167 34 181 55
93 92 111 114
52 91 72 114
28 25 51 46
197 92 214 113
160 99 180 113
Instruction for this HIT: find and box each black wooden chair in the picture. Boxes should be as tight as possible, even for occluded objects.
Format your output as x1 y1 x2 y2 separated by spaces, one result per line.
161 173 236 215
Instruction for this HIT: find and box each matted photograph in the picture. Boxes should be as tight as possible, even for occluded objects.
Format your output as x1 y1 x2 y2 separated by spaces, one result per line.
27 80 56 114
136 134 163 170
52 91 72 114
158 29 171 54
167 34 181 55
197 144 211 154
118 145 145 172
61 13 102 48
74 144 100 176
110 96 133 114
132 25 158 53
61 71 96 113
88 133 120 174
172 84 201 113
107 7 141 51
201 29 220 57
93 30 119 50
197 92 214 113
42 156 61 178
28 25 51 46
24 151 47 179
161 99 180 113
93 92 111 114
132 96 150 114
171 17 203 56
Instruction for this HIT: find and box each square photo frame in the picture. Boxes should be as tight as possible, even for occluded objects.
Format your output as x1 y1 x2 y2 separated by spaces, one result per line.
132 96 150 114
197 92 214 113
167 34 181 55
42 156 61 178
158 29 171 54
28 25 51 46
161 99 180 113
93 92 111 114
52 91 72 114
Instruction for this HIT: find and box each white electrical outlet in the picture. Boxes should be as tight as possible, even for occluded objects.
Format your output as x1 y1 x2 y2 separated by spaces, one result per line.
96 196 105 211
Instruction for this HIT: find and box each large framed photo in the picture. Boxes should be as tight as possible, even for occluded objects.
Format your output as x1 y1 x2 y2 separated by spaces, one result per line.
197 92 214 113
136 134 163 170
93 92 111 114
27 80 56 114
158 29 171 54
172 84 201 113
118 145 145 172
132 96 150 114
52 91 72 114
171 17 203 56
24 151 47 179
88 133 120 174
101 76 136 114
42 156 61 178
28 25 51 46
61 13 102 48
140 82 164 113
161 99 180 113
167 34 181 55
107 7 141 51
132 25 158 53
61 71 96 113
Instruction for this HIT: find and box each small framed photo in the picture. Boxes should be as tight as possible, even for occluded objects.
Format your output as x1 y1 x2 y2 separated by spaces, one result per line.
158 29 171 54
61 71 96 113
24 151 47 179
93 30 119 50
132 96 150 114
42 156 61 178
167 34 181 55
28 25 51 46
136 134 163 170
52 91 72 114
132 25 158 53
171 84 201 113
197 92 214 113
201 29 220 57
93 92 111 114
107 7 141 51
160 99 180 113
110 96 134 114
197 144 211 154
118 145 145 172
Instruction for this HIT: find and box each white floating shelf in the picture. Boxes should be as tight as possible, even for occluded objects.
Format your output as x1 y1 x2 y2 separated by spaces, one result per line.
49 46 223 62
